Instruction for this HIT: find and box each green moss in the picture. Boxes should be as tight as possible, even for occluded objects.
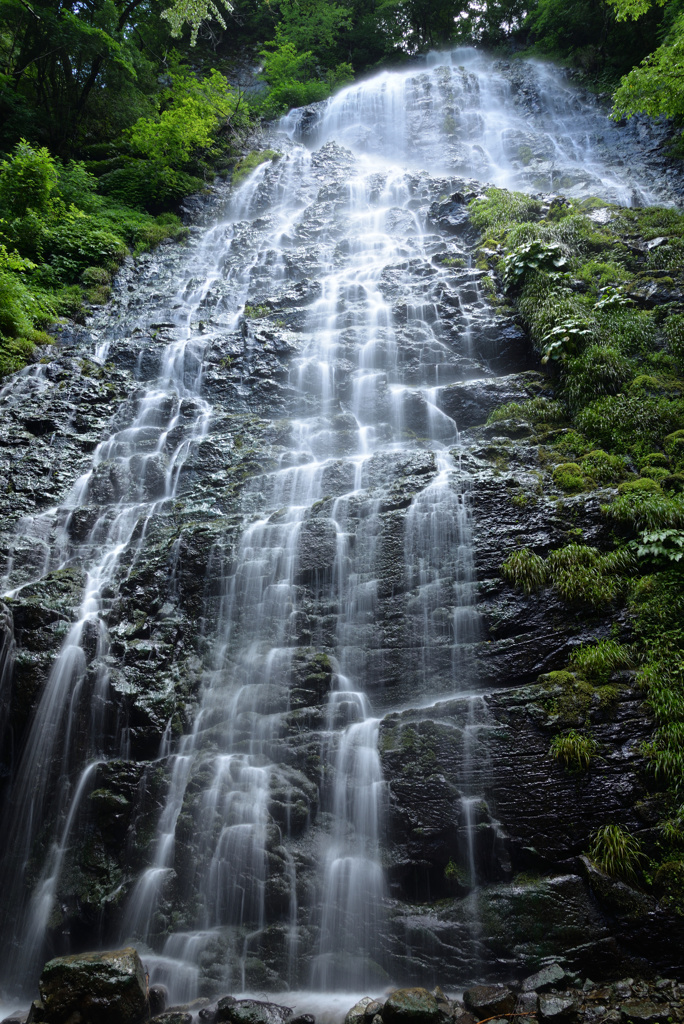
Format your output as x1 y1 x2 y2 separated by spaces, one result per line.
618 477 662 495
232 149 281 187
640 466 671 483
553 461 586 493
654 860 684 915
581 449 628 485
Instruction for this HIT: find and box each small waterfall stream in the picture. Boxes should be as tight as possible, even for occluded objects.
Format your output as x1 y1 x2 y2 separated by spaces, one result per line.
0 48 674 1005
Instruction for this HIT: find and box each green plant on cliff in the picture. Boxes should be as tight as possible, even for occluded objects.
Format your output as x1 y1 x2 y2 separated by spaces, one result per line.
569 639 633 685
588 824 645 883
550 729 598 770
501 548 548 593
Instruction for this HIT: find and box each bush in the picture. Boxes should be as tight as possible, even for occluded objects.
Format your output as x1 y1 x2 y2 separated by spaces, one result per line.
546 544 622 608
99 160 203 212
0 139 58 216
577 393 684 456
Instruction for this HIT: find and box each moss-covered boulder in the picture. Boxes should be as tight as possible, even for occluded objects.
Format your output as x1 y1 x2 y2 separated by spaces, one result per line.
38 947 147 1024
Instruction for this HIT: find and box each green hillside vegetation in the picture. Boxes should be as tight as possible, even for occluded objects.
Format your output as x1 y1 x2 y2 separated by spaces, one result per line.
0 0 682 373
476 187 684 891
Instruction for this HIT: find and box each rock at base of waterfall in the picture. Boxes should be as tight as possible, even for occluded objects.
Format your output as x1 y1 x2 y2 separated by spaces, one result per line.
538 994 578 1023
462 985 516 1020
345 997 376 1024
619 1002 666 1024
37 947 148 1024
522 964 572 993
381 988 451 1024
150 1014 193 1024
217 1000 294 1024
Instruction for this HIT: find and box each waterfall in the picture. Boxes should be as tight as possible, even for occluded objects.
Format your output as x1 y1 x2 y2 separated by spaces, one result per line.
0 48 672 1004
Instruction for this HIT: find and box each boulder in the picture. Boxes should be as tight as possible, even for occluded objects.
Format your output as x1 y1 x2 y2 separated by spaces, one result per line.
382 989 449 1024
521 964 570 993
38 948 148 1024
463 986 515 1020
619 1002 665 1024
537 995 577 1023
218 1001 293 1024
346 999 375 1024
150 1015 192 1024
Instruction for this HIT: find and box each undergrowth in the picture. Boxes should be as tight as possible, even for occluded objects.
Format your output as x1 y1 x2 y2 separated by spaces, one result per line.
479 185 684 899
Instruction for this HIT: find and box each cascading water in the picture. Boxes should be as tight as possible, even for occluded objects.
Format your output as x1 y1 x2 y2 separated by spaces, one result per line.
0 48 675 1007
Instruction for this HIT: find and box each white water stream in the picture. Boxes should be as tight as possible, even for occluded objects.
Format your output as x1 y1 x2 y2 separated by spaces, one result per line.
0 48 672 1010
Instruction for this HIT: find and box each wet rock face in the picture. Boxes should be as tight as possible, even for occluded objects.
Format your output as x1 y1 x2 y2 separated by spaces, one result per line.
38 948 148 1024
1 53 682 1003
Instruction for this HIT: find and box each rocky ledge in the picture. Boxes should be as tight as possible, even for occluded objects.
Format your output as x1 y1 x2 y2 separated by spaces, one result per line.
3 954 683 1024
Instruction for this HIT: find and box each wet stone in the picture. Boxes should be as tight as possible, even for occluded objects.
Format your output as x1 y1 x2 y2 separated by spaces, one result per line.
38 947 147 1024
346 998 376 1024
150 1015 193 1024
538 995 578 1024
619 1003 665 1024
463 987 516 1020
218 1001 294 1024
382 989 450 1024
522 964 571 993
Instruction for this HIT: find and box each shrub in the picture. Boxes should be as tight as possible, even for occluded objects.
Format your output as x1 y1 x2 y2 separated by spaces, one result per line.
503 239 569 291
546 544 624 608
550 729 597 770
99 160 204 212
487 397 565 426
607 490 684 532
618 477 662 495
501 548 547 593
588 824 644 883
0 140 58 216
577 393 684 456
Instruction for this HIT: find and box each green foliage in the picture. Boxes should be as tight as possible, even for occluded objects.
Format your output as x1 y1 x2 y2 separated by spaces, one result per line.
486 397 566 425
258 35 353 117
563 346 634 413
588 824 644 883
612 13 684 124
0 140 58 217
569 639 633 684
607 490 684 532
635 529 684 563
503 239 569 291
546 543 632 608
99 161 203 212
161 0 233 46
501 548 548 593
243 303 271 319
469 189 543 233
541 318 593 365
552 462 586 493
581 449 629 485
232 150 281 187
549 729 598 770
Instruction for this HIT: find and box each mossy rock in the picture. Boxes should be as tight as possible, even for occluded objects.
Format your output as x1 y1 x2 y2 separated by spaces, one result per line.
617 476 661 494
552 462 585 493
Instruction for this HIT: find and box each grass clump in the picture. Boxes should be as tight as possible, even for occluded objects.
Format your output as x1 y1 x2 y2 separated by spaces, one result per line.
588 823 644 883
569 639 633 685
501 548 547 593
550 729 598 770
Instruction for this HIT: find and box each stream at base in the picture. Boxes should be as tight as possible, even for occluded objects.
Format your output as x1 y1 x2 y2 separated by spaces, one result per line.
0 48 676 1006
